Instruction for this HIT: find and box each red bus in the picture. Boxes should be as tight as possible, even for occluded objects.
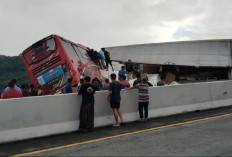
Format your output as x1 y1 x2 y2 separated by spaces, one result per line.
21 34 102 95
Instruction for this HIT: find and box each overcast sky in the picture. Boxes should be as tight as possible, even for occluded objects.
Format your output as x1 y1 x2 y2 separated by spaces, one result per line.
1 0 232 56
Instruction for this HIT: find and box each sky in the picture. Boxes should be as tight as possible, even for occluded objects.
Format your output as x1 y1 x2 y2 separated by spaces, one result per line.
1 0 232 56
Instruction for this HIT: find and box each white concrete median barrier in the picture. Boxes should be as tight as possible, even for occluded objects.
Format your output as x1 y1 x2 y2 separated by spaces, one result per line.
0 80 232 144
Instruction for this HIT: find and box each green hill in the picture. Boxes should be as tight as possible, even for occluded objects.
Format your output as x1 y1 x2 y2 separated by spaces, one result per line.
0 55 30 93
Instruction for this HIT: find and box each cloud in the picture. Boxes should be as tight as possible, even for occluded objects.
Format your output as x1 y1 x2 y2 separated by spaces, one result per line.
1 0 232 56
171 0 232 40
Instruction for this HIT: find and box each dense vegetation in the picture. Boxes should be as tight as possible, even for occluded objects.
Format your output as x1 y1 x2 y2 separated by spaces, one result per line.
0 55 30 93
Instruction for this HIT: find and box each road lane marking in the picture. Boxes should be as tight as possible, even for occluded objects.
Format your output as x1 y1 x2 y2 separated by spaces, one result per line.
12 112 232 157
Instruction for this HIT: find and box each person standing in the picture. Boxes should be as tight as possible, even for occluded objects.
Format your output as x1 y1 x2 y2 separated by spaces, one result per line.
107 73 124 126
133 73 142 86
77 78 84 93
128 77 149 122
125 59 134 80
92 77 103 91
21 84 29 97
4 79 21 92
102 48 114 71
78 76 96 132
2 81 23 99
64 78 73 93
118 66 126 78
29 84 38 96
119 75 131 89
157 72 165 86
37 85 44 96
72 84 78 93
102 78 110 90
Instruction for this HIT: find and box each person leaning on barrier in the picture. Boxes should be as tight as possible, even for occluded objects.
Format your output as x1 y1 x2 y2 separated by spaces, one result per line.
127 77 149 122
133 73 142 86
102 78 110 90
107 73 124 127
37 85 44 96
29 84 38 96
92 77 103 91
119 75 131 89
64 78 73 93
21 84 29 97
72 84 78 93
78 76 97 133
77 78 84 93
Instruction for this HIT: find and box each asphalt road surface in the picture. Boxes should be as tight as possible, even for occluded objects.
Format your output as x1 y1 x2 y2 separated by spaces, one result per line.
1 106 232 156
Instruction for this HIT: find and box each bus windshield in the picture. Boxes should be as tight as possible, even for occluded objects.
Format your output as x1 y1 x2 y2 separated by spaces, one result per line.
23 37 56 65
61 39 91 64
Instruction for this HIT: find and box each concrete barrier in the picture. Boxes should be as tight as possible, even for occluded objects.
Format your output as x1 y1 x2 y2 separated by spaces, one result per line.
0 80 232 144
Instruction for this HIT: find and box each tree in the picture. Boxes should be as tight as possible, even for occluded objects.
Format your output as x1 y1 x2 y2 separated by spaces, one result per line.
0 55 30 93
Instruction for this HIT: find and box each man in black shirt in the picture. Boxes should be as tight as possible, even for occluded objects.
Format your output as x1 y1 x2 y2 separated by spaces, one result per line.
125 59 134 80
102 48 114 71
78 76 96 132
107 73 124 126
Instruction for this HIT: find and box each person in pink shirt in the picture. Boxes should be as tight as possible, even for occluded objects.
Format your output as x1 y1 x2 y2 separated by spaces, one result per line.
1 81 23 99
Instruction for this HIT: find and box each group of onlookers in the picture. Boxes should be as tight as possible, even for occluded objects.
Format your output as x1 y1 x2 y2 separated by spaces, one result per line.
76 71 151 133
77 73 124 132
77 73 126 132
0 79 43 99
75 59 168 132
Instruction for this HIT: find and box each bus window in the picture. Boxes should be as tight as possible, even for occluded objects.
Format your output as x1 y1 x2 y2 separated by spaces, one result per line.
61 40 83 63
73 45 91 63
46 38 55 51
32 38 55 59
23 37 56 65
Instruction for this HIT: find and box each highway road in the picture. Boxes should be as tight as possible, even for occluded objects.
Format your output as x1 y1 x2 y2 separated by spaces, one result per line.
1 106 232 156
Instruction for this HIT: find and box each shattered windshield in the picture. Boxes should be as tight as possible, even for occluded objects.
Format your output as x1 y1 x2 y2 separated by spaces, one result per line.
23 37 56 65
